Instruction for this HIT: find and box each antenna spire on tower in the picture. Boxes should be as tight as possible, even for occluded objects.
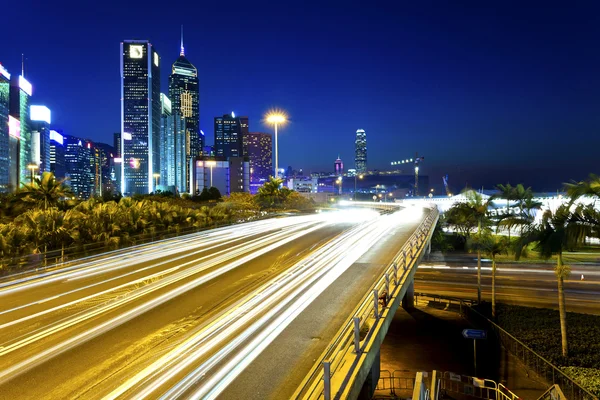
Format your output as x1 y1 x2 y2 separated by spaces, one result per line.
21 54 25 77
180 25 185 56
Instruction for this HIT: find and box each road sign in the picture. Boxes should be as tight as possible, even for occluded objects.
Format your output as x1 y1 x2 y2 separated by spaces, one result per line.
462 329 487 340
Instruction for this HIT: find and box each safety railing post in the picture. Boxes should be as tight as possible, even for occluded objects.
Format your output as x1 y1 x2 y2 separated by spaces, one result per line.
385 273 390 303
353 317 361 354
393 262 398 285
373 289 379 319
323 361 331 400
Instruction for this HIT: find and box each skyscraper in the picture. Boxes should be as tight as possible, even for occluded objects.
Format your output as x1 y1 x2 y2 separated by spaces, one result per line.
245 132 272 182
64 135 93 199
215 113 243 158
169 28 200 188
9 74 32 187
120 40 161 195
30 105 51 174
0 64 10 193
49 130 66 180
355 129 367 174
334 156 344 176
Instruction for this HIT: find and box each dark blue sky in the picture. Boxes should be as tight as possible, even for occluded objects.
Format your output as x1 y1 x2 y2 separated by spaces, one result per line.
3 1 599 191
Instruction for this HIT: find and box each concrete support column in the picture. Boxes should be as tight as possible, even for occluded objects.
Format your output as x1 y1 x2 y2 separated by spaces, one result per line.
357 349 380 400
402 280 415 310
427 239 432 261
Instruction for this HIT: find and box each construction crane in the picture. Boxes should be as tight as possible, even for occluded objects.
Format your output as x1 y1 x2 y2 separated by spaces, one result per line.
390 153 425 197
443 174 452 196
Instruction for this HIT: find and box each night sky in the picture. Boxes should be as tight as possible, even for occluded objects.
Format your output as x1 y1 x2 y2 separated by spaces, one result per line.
3 1 599 192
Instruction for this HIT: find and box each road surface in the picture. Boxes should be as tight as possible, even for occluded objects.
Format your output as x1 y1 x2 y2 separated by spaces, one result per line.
416 256 600 314
0 207 430 399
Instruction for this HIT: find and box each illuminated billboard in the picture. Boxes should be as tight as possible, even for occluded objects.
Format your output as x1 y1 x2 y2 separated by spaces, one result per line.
8 116 20 139
123 132 132 140
19 76 32 96
49 130 64 145
129 45 143 59
30 105 51 124
154 52 159 67
0 64 10 80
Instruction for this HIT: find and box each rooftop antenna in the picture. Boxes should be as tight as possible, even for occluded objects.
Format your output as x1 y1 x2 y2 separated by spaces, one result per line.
21 53 25 77
180 25 185 56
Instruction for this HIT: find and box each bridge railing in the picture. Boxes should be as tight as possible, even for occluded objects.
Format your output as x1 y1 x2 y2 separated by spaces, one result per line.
294 205 439 400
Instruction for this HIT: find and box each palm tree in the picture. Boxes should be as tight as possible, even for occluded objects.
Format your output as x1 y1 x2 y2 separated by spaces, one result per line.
480 235 509 318
517 204 590 357
565 174 600 201
460 190 493 303
18 172 73 210
495 183 515 240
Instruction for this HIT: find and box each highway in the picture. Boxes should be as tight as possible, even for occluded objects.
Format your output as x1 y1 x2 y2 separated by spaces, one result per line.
0 206 430 399
416 257 600 314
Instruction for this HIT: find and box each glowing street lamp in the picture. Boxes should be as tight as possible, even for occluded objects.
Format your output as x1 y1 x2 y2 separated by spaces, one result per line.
27 164 38 184
354 174 363 201
265 110 287 179
206 160 216 187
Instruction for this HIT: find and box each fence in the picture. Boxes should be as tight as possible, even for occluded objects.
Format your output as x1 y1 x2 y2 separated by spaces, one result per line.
375 370 416 397
293 206 439 400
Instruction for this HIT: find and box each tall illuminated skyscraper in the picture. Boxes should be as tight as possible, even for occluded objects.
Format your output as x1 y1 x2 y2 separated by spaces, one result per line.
0 64 10 192
215 113 243 158
169 28 200 189
120 40 161 195
355 129 367 174
30 105 51 174
245 132 272 182
9 74 32 187
49 130 66 180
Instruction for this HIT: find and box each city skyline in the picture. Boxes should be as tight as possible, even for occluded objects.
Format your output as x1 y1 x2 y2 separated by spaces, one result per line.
3 2 600 191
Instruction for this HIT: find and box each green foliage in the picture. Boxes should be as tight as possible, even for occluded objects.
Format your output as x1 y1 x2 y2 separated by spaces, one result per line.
561 367 600 397
431 216 454 252
18 172 74 210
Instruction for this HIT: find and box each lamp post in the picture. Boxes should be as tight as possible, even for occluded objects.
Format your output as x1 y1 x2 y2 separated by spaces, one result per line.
265 110 287 179
27 164 38 185
206 160 216 188
354 174 363 201
153 173 160 190
336 176 342 195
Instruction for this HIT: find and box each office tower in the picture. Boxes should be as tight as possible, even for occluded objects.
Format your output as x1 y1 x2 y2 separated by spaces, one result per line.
240 116 249 156
169 29 200 187
0 64 10 192
113 132 121 159
30 105 51 174
245 132 272 182
334 156 344 176
120 40 161 195
7 116 20 190
355 129 367 174
95 142 116 195
113 132 122 192
9 74 32 187
64 135 93 199
190 157 250 196
214 113 243 158
49 130 66 180
159 93 173 188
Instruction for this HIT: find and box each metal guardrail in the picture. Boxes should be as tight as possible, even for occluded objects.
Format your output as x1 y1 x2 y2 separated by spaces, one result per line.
294 206 440 400
375 370 416 397
463 306 598 400
538 384 567 400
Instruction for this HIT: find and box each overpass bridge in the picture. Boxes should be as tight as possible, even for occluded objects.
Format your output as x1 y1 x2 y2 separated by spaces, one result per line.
0 203 438 399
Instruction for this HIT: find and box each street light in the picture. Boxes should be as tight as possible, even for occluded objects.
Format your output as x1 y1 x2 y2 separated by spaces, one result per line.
206 160 216 188
265 110 287 179
153 173 160 189
354 174 363 201
27 164 38 184
336 176 342 195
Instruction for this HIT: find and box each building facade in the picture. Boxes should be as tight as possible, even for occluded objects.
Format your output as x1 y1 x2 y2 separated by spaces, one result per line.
0 64 10 192
64 135 93 199
120 40 161 195
49 130 66 180
169 35 201 188
214 113 243 158
9 74 32 187
190 157 250 196
244 132 272 183
355 129 367 174
30 105 51 174
334 156 344 176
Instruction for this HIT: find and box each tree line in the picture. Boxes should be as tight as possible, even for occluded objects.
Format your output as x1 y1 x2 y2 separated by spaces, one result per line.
0 174 315 268
442 175 600 358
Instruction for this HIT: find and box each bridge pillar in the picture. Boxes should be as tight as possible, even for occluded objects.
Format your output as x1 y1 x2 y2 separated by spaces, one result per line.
357 349 380 400
402 281 415 310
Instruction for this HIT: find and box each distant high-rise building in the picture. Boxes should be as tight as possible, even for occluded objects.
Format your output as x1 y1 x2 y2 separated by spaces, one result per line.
169 28 201 188
158 93 187 193
355 129 367 174
215 113 244 158
334 156 344 176
95 142 116 195
120 39 161 195
9 74 32 187
64 135 93 199
0 64 10 192
245 132 272 182
190 157 250 196
30 105 51 174
113 132 122 192
49 130 65 180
